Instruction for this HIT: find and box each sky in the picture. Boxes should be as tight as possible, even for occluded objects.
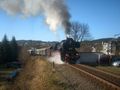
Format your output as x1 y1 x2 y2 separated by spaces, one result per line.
0 0 120 41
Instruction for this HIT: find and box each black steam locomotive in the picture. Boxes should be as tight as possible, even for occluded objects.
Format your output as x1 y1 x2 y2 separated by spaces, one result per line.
60 38 80 64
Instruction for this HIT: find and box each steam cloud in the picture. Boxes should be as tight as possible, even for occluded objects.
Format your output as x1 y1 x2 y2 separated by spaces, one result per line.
0 0 71 34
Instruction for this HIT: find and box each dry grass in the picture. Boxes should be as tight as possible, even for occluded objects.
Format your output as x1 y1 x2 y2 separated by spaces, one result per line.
0 68 16 90
10 57 65 90
0 82 11 90
1 55 105 90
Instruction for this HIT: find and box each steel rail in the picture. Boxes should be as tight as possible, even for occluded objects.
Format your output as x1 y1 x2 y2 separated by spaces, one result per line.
68 64 120 90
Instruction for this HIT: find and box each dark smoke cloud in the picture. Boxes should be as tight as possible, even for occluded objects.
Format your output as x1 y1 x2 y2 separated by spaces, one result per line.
0 0 71 34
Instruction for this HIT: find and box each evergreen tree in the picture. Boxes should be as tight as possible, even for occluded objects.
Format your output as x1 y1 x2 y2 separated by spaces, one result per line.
1 35 12 63
10 36 18 61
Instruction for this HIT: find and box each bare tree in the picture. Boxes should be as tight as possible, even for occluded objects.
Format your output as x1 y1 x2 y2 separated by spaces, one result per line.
69 21 91 42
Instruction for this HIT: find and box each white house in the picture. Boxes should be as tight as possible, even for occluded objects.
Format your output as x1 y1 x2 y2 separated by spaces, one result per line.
101 41 117 55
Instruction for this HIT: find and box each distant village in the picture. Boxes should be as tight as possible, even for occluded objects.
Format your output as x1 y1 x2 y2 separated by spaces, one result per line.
18 37 120 56
80 37 120 56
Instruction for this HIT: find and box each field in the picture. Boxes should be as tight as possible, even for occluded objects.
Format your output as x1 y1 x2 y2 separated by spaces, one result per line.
9 56 104 90
0 54 107 90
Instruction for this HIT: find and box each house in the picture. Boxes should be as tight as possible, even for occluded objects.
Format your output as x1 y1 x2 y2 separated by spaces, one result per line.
101 42 111 55
101 41 120 55
91 38 120 55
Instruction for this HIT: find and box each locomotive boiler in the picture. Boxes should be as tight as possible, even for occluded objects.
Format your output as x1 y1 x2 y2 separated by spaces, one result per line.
60 38 80 64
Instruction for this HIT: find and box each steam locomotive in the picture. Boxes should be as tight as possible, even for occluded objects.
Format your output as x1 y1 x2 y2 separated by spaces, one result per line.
60 38 80 64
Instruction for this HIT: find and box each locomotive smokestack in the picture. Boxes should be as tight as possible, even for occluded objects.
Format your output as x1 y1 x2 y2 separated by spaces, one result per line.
0 0 71 34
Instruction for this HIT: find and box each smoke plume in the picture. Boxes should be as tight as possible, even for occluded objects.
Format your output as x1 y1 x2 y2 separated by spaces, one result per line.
0 0 71 34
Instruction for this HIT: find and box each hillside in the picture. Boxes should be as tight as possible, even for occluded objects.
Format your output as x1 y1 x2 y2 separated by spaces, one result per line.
17 40 59 49
92 37 120 43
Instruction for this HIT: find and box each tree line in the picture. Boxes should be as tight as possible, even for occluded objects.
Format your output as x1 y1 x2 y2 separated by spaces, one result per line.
0 35 18 64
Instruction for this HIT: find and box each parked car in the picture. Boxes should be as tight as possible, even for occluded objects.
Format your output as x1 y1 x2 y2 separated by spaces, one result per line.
6 69 22 81
112 61 120 67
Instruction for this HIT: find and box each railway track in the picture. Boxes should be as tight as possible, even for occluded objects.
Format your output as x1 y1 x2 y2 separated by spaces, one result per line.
68 64 120 90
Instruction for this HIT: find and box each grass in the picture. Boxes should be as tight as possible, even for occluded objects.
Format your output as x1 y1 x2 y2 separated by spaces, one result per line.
96 66 120 76
10 56 68 90
0 68 15 90
0 56 105 90
0 66 16 77
11 56 104 90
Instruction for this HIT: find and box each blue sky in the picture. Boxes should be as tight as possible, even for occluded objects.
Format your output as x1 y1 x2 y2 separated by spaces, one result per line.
0 0 120 41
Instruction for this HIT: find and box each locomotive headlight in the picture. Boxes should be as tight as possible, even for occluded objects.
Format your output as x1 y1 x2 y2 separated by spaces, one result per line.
112 62 117 66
